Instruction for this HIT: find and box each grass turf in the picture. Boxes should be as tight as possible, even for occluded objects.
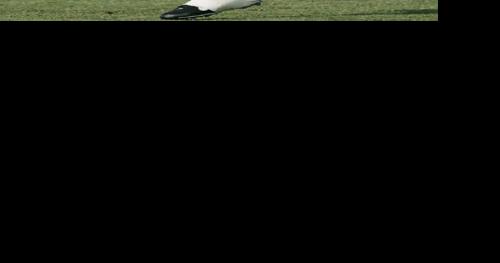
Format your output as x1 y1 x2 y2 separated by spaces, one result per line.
0 0 438 21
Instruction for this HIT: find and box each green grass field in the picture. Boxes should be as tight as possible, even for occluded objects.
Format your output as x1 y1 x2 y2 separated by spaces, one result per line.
0 0 438 21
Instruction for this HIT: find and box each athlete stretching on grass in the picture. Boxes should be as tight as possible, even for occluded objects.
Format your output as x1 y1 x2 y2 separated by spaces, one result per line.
161 0 262 19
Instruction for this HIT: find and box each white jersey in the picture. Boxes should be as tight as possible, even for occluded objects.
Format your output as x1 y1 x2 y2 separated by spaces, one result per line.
184 0 261 12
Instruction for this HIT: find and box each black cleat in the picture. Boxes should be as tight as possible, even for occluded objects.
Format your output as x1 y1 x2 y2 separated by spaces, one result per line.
244 0 262 9
161 5 216 20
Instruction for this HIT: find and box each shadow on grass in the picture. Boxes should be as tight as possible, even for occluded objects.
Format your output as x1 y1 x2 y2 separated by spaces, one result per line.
351 8 438 16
